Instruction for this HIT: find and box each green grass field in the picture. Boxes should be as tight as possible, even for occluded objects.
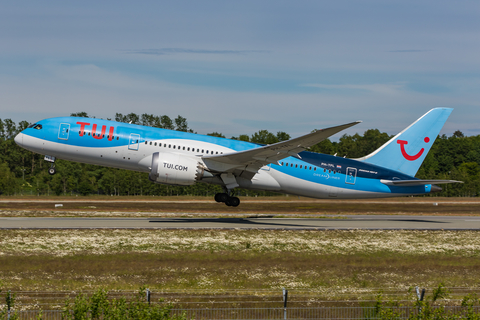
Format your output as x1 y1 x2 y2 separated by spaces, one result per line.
1 229 480 293
1 196 479 217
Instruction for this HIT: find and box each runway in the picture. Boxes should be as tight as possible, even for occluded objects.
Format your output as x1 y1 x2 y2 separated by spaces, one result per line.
1 215 480 230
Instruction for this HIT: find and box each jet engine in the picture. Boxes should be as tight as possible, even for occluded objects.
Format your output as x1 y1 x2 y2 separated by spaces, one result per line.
148 152 208 186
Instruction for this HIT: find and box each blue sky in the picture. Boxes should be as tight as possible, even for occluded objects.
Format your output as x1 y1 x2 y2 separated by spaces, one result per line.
1 0 479 139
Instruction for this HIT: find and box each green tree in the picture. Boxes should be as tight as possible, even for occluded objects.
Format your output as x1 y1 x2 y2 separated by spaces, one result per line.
0 162 17 195
70 112 90 118
251 130 278 144
207 132 225 138
276 131 290 142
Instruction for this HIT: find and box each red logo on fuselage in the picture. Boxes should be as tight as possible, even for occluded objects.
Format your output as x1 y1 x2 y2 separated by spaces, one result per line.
397 137 430 161
77 122 115 141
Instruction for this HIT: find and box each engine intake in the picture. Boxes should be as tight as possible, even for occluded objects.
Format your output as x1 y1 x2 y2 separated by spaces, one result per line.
148 152 207 186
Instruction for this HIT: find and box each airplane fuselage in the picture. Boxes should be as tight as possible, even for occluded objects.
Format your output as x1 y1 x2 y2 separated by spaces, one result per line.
15 116 433 199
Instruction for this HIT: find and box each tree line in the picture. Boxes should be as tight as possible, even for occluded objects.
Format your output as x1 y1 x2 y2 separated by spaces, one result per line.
0 112 478 197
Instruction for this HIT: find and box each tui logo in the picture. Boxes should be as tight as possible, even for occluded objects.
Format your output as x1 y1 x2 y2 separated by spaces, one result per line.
397 137 430 161
77 122 115 141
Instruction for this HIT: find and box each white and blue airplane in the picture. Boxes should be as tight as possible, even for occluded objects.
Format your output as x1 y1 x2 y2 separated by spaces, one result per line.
14 108 461 206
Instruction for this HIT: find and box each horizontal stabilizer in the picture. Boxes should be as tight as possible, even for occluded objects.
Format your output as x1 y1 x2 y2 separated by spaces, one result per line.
381 179 463 186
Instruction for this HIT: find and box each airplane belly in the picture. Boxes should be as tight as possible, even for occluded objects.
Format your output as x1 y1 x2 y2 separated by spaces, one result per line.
21 135 144 171
236 170 281 191
269 169 390 199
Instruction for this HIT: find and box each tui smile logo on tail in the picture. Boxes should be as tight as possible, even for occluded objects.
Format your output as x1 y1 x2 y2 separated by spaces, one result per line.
397 137 430 161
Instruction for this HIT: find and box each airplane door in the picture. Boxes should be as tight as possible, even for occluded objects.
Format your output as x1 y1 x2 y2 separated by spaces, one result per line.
58 123 70 140
128 133 140 151
345 167 357 185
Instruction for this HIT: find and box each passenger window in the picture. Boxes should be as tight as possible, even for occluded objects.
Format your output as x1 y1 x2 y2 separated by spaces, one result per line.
169 145 171 148
202 149 204 153
183 146 185 150
187 147 190 151
290 163 293 167
281 162 284 166
116 137 119 140
309 166 312 170
300 165 303 169
206 150 209 154
314 167 316 171
295 164 298 168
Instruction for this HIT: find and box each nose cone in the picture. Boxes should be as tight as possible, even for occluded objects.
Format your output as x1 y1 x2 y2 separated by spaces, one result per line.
14 132 23 147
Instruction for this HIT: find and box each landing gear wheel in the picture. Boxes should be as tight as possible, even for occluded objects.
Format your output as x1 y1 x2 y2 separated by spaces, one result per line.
225 196 240 207
48 167 56 175
215 193 229 203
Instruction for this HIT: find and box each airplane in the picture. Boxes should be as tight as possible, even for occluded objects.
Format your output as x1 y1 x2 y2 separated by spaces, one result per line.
14 107 461 206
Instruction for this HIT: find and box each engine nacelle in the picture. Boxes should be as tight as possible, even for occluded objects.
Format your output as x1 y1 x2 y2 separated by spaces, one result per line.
148 152 206 186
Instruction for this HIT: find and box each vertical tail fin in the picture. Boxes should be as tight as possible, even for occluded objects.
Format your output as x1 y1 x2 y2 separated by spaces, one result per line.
356 108 453 176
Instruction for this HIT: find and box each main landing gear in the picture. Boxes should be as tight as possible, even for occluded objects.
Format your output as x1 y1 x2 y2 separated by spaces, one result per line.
214 192 240 207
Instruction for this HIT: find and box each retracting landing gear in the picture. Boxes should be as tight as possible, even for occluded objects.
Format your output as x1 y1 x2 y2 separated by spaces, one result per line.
215 173 241 207
214 192 240 207
44 155 57 175
48 165 56 175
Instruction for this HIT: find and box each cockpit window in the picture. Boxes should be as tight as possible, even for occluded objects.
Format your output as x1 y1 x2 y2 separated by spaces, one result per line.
27 123 36 128
33 124 43 130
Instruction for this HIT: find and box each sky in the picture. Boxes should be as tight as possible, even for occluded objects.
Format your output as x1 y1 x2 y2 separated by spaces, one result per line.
1 0 479 139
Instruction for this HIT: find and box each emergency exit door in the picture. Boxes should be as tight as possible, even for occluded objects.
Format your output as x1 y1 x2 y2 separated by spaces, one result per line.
345 167 357 185
58 123 70 140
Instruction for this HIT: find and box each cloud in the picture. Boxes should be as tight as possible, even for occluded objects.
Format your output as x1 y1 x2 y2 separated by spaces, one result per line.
301 83 406 95
388 50 433 53
122 48 269 56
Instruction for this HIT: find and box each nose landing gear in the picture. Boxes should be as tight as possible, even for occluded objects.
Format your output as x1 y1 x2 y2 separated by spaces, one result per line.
44 155 56 175
48 165 56 175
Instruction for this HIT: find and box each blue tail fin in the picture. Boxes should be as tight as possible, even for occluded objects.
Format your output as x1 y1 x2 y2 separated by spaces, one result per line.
356 108 453 176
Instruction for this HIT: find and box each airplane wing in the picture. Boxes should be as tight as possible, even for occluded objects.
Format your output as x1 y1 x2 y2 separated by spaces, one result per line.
202 121 361 179
381 179 463 186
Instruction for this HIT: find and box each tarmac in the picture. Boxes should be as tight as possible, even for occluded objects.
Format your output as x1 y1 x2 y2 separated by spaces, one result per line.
1 215 480 230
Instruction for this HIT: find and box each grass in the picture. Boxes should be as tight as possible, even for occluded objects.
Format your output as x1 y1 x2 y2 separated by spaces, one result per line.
1 197 479 309
1 229 480 293
0 196 479 217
